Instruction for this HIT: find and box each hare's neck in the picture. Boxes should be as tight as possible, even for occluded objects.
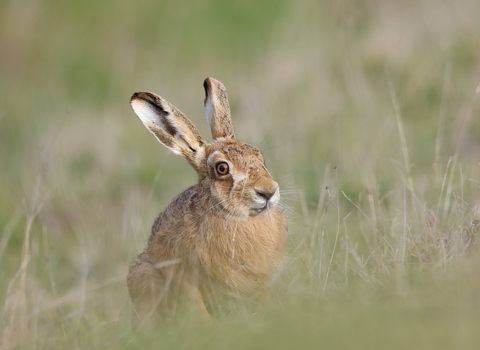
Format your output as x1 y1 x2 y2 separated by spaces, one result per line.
199 209 283 240
196 186 242 219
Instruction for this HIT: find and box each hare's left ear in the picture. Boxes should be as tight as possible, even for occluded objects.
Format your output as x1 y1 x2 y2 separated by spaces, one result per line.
203 77 236 141
130 91 206 171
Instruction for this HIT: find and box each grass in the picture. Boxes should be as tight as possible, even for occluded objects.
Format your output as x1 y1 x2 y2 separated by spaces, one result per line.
1 0 480 348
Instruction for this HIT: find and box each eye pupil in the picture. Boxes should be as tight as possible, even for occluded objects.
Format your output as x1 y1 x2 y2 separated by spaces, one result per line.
216 162 229 175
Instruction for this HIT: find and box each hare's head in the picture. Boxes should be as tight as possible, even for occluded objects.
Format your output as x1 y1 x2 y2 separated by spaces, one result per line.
130 77 279 219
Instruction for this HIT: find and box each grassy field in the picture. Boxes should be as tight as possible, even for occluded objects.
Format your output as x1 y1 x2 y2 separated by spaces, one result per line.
1 0 480 348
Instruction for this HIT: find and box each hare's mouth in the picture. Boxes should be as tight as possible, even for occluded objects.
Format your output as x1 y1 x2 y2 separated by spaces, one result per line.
249 203 271 216
250 207 267 215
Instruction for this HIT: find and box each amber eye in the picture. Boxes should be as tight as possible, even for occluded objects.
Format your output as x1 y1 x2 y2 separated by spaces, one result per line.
215 162 229 176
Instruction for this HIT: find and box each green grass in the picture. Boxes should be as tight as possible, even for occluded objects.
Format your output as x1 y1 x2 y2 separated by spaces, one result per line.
1 0 480 349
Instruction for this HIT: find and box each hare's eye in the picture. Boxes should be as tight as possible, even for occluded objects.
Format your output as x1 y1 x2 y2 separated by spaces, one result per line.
215 162 229 176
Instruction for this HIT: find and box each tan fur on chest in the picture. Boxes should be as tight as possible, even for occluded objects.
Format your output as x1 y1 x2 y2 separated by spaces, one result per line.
195 211 285 296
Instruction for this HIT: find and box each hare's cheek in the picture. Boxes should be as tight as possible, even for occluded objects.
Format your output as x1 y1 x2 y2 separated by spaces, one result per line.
214 178 234 198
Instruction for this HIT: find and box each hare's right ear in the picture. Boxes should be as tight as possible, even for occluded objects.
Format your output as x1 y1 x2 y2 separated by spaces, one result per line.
204 77 236 141
130 92 206 170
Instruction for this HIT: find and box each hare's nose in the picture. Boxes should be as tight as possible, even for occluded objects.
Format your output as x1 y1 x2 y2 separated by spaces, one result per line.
255 186 278 201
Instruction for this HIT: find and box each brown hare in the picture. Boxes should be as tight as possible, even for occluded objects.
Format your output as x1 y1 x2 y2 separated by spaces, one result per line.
127 77 287 324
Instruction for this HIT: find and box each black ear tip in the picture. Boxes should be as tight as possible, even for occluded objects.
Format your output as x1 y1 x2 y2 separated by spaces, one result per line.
130 92 140 103
130 92 162 108
130 92 153 105
203 78 212 97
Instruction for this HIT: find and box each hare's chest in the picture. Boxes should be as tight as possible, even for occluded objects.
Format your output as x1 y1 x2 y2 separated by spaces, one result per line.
196 222 282 295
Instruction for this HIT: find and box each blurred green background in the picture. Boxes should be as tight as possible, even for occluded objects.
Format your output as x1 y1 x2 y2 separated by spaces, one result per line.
1 0 480 348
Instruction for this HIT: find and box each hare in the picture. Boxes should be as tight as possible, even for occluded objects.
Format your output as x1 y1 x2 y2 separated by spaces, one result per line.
127 77 287 324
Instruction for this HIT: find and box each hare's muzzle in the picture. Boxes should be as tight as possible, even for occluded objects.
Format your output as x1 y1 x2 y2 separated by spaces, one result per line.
255 187 278 202
250 179 280 215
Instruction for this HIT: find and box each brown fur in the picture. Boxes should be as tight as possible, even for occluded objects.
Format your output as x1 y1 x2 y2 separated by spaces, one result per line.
127 78 287 325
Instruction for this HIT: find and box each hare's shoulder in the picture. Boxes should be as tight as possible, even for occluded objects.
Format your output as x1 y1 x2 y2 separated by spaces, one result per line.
147 185 200 245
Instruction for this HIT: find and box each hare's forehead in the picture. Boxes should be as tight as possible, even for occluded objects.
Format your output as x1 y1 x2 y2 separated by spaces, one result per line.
206 143 264 167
